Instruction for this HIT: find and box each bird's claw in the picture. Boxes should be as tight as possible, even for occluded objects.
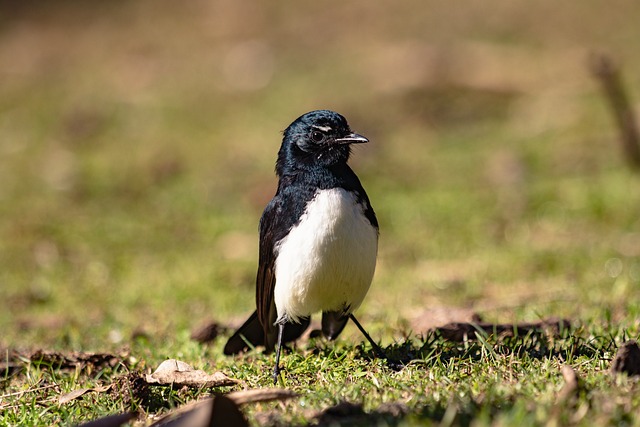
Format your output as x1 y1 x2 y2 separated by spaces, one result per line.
385 358 404 372
272 365 281 385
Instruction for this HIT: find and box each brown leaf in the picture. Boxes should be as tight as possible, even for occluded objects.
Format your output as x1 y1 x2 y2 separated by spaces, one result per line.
226 388 297 405
611 340 640 376
146 359 236 388
75 412 136 427
211 395 249 427
154 359 193 373
149 395 248 427
58 384 112 404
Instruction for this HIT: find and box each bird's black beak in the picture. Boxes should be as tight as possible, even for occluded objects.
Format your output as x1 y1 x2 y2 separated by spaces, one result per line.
334 133 369 145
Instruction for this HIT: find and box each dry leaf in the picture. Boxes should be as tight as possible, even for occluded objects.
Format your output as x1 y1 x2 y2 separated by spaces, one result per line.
146 359 236 388
149 395 248 427
146 387 295 426
155 359 193 373
75 412 136 427
226 388 297 405
211 396 248 427
58 385 112 404
611 340 640 376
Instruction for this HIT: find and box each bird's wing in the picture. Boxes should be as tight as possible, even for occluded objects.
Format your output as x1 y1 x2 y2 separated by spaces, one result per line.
223 310 264 355
224 191 310 354
256 187 314 350
256 197 280 350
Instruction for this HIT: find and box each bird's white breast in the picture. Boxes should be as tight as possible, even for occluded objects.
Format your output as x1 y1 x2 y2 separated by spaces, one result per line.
273 188 378 323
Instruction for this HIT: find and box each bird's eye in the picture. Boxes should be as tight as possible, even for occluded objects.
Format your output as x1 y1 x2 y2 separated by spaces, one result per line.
310 130 324 143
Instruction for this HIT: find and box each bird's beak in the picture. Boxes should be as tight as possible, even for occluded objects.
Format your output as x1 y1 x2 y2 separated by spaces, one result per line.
334 133 369 145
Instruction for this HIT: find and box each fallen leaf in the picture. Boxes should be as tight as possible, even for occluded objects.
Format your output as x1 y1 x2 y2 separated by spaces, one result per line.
75 412 136 427
146 359 236 388
154 359 193 373
226 388 297 405
58 384 112 404
611 340 640 376
149 395 248 427
210 395 249 427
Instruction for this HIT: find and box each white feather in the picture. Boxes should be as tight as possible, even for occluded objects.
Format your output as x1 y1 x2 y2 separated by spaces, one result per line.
273 188 378 323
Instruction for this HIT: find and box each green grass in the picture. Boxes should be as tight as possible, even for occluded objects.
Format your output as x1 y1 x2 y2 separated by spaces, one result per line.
3 327 640 425
2 1 640 425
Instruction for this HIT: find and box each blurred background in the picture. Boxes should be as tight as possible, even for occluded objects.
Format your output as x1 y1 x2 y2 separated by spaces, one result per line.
1 0 640 350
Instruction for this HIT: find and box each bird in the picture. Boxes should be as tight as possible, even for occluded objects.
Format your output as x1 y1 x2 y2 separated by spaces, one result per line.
223 110 387 383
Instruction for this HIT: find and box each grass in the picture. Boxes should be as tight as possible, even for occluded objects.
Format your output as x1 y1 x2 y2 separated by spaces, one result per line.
2 0 640 425
2 327 638 425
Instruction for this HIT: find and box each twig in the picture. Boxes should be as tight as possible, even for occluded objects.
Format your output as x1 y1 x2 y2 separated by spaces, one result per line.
589 52 640 171
0 383 59 400
0 383 60 411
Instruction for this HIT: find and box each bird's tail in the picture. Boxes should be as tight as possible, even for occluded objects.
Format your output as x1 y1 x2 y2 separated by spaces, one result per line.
223 311 265 355
224 310 313 355
321 310 350 340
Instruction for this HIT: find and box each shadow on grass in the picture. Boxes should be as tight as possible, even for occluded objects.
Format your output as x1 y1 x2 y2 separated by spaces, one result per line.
352 319 614 370
304 322 617 427
311 396 521 427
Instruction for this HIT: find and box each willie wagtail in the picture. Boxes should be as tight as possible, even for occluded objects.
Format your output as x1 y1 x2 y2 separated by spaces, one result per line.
224 110 389 382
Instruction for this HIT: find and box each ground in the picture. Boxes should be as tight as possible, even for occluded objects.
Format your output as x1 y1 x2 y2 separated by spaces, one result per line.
1 1 640 425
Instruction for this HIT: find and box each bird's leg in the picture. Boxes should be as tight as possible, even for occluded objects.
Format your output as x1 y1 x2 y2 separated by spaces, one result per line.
272 322 285 384
349 314 403 371
348 314 386 358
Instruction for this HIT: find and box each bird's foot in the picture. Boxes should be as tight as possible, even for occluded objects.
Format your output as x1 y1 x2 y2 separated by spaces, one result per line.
385 358 404 372
272 363 281 385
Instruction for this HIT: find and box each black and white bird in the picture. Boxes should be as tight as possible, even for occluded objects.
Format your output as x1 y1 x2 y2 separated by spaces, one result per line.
224 110 387 382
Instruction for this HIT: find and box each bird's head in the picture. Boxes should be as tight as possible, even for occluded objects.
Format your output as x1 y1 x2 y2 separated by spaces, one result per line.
276 110 368 175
